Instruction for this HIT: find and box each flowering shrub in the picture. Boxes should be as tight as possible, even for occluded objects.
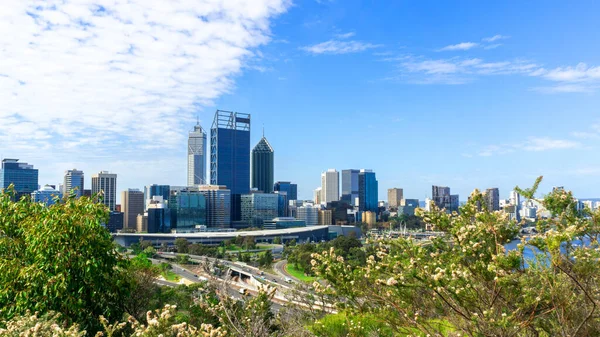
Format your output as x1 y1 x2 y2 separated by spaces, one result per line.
312 178 600 336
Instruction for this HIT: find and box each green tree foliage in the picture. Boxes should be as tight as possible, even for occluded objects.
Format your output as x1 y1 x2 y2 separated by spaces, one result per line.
313 178 600 336
272 237 282 245
0 186 130 331
259 250 274 268
174 238 189 254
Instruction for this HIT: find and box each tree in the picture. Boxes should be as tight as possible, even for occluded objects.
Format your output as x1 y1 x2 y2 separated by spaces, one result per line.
175 254 191 265
0 186 130 331
272 237 282 245
243 236 256 250
313 178 600 336
139 239 153 250
174 238 189 254
259 250 274 268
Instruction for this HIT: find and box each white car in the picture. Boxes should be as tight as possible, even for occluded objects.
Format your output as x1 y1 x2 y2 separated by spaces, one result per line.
284 277 292 283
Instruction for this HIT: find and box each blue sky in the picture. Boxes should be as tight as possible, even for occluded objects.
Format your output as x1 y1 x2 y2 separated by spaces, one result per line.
1 0 599 201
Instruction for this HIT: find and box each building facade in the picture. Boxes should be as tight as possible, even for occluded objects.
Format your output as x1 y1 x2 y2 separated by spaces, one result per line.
198 185 231 229
210 110 250 222
263 217 306 230
0 159 39 200
121 189 144 230
387 188 403 209
341 169 359 206
241 193 279 227
484 188 500 211
106 211 124 233
274 181 297 201
363 211 376 226
169 190 207 232
251 136 274 193
432 185 459 213
188 122 207 186
63 169 84 197
144 184 170 210
296 204 319 226
31 185 62 206
318 209 332 226
91 171 117 211
147 196 171 233
314 187 322 204
321 169 339 204
358 169 378 212
398 198 419 216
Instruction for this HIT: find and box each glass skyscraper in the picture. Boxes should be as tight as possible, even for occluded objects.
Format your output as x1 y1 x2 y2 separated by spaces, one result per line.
199 185 231 229
358 169 378 213
241 193 279 227
169 190 206 232
144 184 170 210
63 169 84 198
341 169 359 206
0 159 39 200
251 135 274 193
210 110 250 221
188 122 207 186
274 181 297 201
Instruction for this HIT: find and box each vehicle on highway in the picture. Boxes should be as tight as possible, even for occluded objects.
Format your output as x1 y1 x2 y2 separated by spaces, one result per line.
284 277 292 283
239 288 249 295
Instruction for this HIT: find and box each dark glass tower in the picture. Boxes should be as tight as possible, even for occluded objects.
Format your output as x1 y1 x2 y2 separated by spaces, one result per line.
251 135 274 193
274 181 297 201
0 159 39 200
341 169 359 206
210 110 251 222
358 169 378 212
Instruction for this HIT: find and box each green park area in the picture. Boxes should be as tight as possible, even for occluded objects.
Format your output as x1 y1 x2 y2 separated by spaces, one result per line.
285 263 316 282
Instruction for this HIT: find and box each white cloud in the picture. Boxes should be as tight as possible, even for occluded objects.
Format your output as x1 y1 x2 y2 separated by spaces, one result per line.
541 63 600 82
483 44 502 50
302 39 380 55
475 137 580 157
335 32 355 39
483 35 509 42
0 0 290 190
438 42 479 51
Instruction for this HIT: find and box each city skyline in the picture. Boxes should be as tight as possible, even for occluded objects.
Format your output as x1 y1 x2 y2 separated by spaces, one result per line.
1 1 599 200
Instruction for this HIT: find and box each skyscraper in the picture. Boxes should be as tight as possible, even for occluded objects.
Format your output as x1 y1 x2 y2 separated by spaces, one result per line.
341 169 359 206
251 134 274 193
63 169 84 198
91 171 117 211
314 187 322 204
358 169 378 212
121 189 144 230
387 188 403 209
432 185 459 213
0 159 39 200
144 184 170 210
274 181 297 201
169 189 207 232
210 110 250 221
198 185 231 229
321 169 339 204
241 193 279 227
188 122 207 186
484 188 500 211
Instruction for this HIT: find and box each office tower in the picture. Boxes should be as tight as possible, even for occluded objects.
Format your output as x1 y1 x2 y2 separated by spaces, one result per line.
63 169 84 197
121 189 144 230
321 169 339 203
432 185 459 213
0 159 39 200
358 169 378 212
398 199 419 216
136 213 148 232
188 122 207 186
198 185 231 228
314 187 322 204
106 212 124 233
483 188 500 211
83 189 92 197
318 210 332 225
144 184 170 210
274 181 297 201
147 196 171 233
274 191 288 217
210 110 251 221
387 188 403 209
91 171 117 211
326 200 353 225
31 185 62 206
363 211 376 226
509 190 521 207
341 169 360 206
251 134 274 193
241 193 279 227
168 189 207 232
296 204 319 226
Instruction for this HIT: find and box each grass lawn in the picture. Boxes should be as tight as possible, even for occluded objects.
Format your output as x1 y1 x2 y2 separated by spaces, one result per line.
162 270 180 282
285 263 316 282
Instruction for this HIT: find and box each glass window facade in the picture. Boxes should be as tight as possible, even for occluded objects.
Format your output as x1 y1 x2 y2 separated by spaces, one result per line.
274 181 297 201
169 191 207 232
144 185 170 210
251 137 274 193
358 170 378 212
148 207 171 233
0 159 39 199
241 193 279 227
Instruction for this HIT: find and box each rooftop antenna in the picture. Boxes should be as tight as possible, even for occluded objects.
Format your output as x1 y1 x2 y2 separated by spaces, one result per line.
262 124 265 138
196 114 200 125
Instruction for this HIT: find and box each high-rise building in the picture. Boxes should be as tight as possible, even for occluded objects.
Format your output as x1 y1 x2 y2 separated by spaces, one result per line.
210 110 251 222
387 188 403 209
483 188 500 211
314 187 322 204
169 189 207 232
147 196 171 233
509 190 521 207
341 169 359 206
318 209 332 225
121 189 144 230
106 211 124 233
144 184 170 210
274 181 297 201
296 204 319 226
432 185 459 213
321 169 339 204
274 191 289 217
251 135 274 193
358 169 378 212
326 200 353 225
0 159 39 200
398 199 419 216
63 169 84 198
31 185 62 206
91 171 117 211
363 211 376 226
198 185 231 229
188 122 207 186
241 193 279 227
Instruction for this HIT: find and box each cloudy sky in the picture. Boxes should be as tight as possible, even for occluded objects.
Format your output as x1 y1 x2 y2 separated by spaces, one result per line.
1 0 599 201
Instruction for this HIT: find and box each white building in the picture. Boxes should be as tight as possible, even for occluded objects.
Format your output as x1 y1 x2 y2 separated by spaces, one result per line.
314 187 322 204
92 171 117 211
296 204 320 226
187 122 207 186
32 185 62 206
321 169 339 204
